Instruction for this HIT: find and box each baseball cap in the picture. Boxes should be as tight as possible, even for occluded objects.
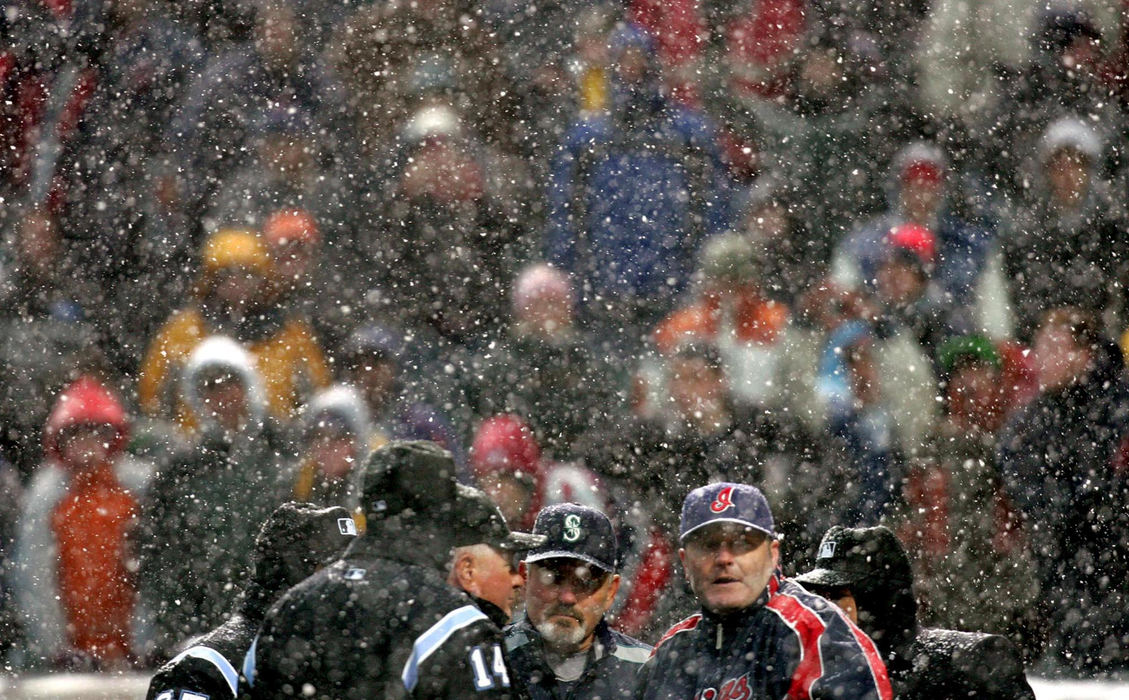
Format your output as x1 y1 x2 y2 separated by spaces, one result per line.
793 526 912 589
456 484 546 551
525 504 617 573
679 483 776 543
359 440 460 522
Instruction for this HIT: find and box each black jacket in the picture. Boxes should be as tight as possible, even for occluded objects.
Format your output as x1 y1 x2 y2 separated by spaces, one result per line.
638 576 892 700
147 615 257 700
504 617 650 700
897 629 1034 700
246 526 515 700
997 343 1129 671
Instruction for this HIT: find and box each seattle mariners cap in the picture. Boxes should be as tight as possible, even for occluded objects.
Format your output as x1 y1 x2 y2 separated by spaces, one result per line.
456 484 547 551
525 503 617 573
794 526 912 589
679 482 777 542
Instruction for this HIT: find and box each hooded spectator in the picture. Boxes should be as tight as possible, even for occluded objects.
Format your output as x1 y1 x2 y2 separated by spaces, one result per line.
290 384 373 511
137 337 291 658
13 376 153 669
545 23 730 353
1002 116 1124 340
138 228 330 431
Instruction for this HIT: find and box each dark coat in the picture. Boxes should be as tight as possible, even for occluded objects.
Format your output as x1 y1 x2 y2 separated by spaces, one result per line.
246 527 515 700
896 629 1034 700
997 343 1129 672
503 617 650 700
638 576 892 700
137 423 290 657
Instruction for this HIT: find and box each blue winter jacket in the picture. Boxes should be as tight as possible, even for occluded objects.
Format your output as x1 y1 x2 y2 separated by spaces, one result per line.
545 107 730 309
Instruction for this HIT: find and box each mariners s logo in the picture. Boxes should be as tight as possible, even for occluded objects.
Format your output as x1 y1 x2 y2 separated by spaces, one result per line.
710 486 735 513
563 514 582 542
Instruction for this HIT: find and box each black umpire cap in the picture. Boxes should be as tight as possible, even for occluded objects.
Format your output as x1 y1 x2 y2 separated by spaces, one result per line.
359 439 541 549
794 525 913 589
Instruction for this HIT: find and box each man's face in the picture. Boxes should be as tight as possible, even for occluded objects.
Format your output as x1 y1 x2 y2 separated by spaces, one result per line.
272 240 318 283
668 356 727 422
1046 149 1090 208
56 424 118 472
349 356 397 413
523 558 620 654
680 524 779 616
808 585 859 624
212 267 267 311
1034 321 1091 392
197 372 250 431
459 545 525 620
309 430 357 480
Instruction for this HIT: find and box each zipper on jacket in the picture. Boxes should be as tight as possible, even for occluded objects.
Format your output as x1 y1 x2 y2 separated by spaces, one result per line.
715 625 723 651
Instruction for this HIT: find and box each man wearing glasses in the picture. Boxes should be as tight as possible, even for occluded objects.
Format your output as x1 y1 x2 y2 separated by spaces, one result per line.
505 504 652 700
637 483 894 700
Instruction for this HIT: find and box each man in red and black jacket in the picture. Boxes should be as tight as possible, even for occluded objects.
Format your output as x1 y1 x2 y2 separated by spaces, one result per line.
637 483 892 700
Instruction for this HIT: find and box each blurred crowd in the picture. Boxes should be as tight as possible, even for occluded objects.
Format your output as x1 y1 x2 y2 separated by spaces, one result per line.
1 0 1128 681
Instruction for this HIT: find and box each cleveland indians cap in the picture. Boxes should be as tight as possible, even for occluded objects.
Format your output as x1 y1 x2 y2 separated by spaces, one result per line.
525 503 617 572
794 526 912 589
680 482 777 542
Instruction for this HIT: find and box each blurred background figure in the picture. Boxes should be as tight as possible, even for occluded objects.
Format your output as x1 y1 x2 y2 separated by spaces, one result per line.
290 384 372 511
137 337 290 659
138 229 330 432
13 376 152 670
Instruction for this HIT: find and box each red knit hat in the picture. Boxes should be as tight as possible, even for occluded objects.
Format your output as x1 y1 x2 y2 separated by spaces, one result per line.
263 209 320 246
887 223 936 266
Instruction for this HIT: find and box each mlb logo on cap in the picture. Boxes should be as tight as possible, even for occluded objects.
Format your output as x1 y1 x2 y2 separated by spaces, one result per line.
680 482 777 542
338 518 358 536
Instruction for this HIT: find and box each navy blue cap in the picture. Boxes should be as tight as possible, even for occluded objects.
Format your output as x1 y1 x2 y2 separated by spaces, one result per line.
680 483 776 542
526 504 617 573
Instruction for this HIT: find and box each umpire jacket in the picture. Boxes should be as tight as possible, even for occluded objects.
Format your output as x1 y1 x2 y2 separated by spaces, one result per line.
148 614 256 700
245 526 514 700
504 616 651 700
638 576 892 700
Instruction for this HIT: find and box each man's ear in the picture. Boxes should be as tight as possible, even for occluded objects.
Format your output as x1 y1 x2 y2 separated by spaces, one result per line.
453 550 475 589
603 573 622 606
770 539 780 569
678 548 686 567
518 560 528 581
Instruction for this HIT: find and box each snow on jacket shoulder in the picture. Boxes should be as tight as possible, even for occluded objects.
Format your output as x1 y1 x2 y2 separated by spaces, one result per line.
638 576 891 700
247 537 515 700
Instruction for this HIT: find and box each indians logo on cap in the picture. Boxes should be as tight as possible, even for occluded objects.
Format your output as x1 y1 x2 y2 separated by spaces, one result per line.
710 486 735 514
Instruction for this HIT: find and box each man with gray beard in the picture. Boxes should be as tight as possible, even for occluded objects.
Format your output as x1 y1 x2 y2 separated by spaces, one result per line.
504 504 651 700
